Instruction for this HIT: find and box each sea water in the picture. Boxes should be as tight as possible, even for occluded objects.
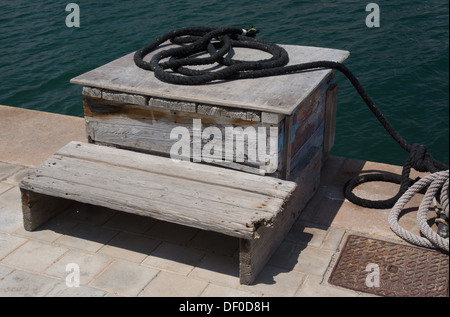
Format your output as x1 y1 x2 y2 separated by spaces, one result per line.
1 0 448 166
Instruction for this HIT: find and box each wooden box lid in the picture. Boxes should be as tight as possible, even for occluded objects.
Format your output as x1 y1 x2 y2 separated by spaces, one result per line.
71 43 349 115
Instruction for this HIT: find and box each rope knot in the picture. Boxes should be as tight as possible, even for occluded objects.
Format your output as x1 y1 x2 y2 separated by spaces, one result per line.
410 143 429 172
243 25 259 37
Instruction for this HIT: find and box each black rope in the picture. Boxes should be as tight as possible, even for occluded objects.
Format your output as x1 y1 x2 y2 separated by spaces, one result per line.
134 26 449 209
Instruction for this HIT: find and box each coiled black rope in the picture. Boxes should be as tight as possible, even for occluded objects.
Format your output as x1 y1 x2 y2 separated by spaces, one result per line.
134 26 449 209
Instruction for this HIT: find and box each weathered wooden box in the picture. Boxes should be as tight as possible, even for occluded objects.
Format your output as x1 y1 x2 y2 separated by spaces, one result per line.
71 44 349 209
18 43 350 284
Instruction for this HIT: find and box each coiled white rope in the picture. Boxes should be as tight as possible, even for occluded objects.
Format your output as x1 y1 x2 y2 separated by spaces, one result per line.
389 170 449 253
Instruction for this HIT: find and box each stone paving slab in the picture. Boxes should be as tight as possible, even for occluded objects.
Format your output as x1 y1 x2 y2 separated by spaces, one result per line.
0 106 87 167
43 250 112 284
239 266 306 297
188 253 241 289
0 162 23 182
0 207 23 233
0 233 27 260
97 232 160 263
142 242 206 275
88 260 159 297
2 240 68 273
0 270 60 297
54 223 118 253
45 282 108 297
200 283 258 297
139 271 208 297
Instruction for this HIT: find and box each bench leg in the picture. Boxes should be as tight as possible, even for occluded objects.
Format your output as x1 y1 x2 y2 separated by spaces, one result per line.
238 153 322 284
239 197 299 285
20 189 73 231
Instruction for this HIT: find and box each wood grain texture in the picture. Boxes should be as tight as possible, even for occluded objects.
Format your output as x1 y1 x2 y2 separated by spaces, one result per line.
323 84 339 155
20 189 74 231
19 142 297 239
239 196 298 284
83 98 282 174
239 148 322 284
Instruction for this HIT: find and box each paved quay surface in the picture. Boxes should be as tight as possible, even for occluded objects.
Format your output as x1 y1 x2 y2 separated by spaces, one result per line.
0 104 439 297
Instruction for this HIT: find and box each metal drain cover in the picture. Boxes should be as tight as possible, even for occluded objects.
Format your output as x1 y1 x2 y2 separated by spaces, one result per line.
329 235 449 297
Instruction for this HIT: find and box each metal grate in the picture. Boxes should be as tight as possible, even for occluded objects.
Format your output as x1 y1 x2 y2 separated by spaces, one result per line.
329 235 449 297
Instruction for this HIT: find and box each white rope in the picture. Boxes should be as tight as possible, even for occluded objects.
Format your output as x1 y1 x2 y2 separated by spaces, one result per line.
388 170 449 253
440 177 449 218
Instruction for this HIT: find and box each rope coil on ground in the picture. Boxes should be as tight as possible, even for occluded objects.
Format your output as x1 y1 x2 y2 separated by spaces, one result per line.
389 170 449 252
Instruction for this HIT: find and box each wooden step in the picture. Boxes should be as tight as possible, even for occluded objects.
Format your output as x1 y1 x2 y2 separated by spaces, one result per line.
19 141 298 284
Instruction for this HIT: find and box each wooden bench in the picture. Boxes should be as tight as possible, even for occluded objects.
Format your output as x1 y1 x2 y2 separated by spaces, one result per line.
19 141 297 284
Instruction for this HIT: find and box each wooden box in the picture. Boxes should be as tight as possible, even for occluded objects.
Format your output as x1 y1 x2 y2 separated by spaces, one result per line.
71 44 349 210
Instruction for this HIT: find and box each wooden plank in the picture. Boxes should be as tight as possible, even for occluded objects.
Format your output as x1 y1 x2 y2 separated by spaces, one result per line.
21 175 255 239
323 84 338 155
261 112 284 124
289 73 329 159
19 142 297 239
281 116 293 180
239 196 298 284
82 86 101 98
289 121 324 175
20 189 74 231
210 160 265 175
70 44 349 115
83 99 279 173
56 142 295 199
239 147 322 284
102 89 148 105
31 155 284 217
149 97 196 113
20 172 259 239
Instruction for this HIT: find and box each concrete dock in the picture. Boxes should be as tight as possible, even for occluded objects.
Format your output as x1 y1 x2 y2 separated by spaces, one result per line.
0 104 443 297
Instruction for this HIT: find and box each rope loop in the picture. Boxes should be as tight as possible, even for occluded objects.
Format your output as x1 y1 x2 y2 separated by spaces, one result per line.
409 143 429 172
389 170 449 252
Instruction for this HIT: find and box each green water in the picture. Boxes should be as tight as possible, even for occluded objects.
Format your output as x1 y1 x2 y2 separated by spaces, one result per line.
1 1 448 166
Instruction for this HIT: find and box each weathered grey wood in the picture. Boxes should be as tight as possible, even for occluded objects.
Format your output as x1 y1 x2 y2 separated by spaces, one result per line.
209 160 266 175
84 117 273 172
282 116 293 180
55 142 294 197
61 41 345 284
20 189 74 231
323 84 338 155
197 104 247 120
238 149 321 284
246 110 261 122
239 196 297 284
102 89 148 105
83 98 279 173
19 141 300 283
82 86 102 98
261 112 284 124
19 142 297 239
71 44 349 115
149 97 197 113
